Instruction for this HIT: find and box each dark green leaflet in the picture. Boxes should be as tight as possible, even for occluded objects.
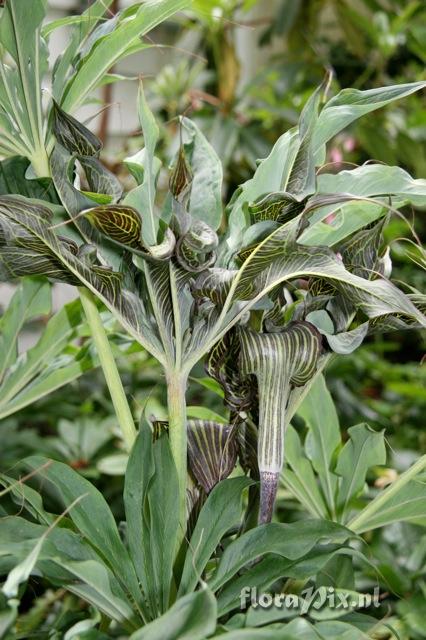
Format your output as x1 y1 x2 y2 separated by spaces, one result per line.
52 99 102 157
239 321 322 522
85 205 143 248
248 191 303 224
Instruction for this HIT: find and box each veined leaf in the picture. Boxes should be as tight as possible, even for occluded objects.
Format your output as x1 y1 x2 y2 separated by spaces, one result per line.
52 100 102 157
0 195 165 361
85 205 143 249
239 322 322 523
187 419 237 493
226 217 426 328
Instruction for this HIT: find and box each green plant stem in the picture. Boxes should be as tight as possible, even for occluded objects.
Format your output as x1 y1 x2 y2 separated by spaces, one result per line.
166 370 188 545
348 454 426 534
79 287 136 451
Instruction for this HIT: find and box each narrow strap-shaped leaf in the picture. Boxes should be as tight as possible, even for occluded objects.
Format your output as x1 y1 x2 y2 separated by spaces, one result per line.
187 419 238 493
239 321 322 522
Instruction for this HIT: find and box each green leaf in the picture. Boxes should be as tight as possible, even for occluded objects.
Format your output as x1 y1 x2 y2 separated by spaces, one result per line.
0 277 50 381
208 519 353 592
0 0 48 170
0 195 165 361
187 419 237 493
0 297 94 420
335 424 386 521
224 216 426 332
313 81 426 162
226 128 300 253
179 476 253 596
282 425 328 519
217 546 346 616
61 0 190 115
286 78 325 201
85 205 144 249
182 117 223 230
124 420 179 619
22 456 143 613
2 535 44 598
0 156 59 202
129 589 217 640
317 164 426 208
124 82 160 246
296 374 340 517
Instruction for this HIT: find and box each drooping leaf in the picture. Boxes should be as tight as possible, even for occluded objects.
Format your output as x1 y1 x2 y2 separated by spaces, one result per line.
313 81 426 162
0 195 164 361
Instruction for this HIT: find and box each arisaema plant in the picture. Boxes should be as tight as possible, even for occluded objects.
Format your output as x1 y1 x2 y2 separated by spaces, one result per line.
1 1 426 636
1 61 426 526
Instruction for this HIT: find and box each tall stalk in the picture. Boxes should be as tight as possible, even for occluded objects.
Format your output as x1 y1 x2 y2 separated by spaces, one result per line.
79 287 137 451
166 370 188 543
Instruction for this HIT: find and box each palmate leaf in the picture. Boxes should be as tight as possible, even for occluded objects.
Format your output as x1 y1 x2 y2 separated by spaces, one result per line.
239 322 322 523
0 195 165 362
